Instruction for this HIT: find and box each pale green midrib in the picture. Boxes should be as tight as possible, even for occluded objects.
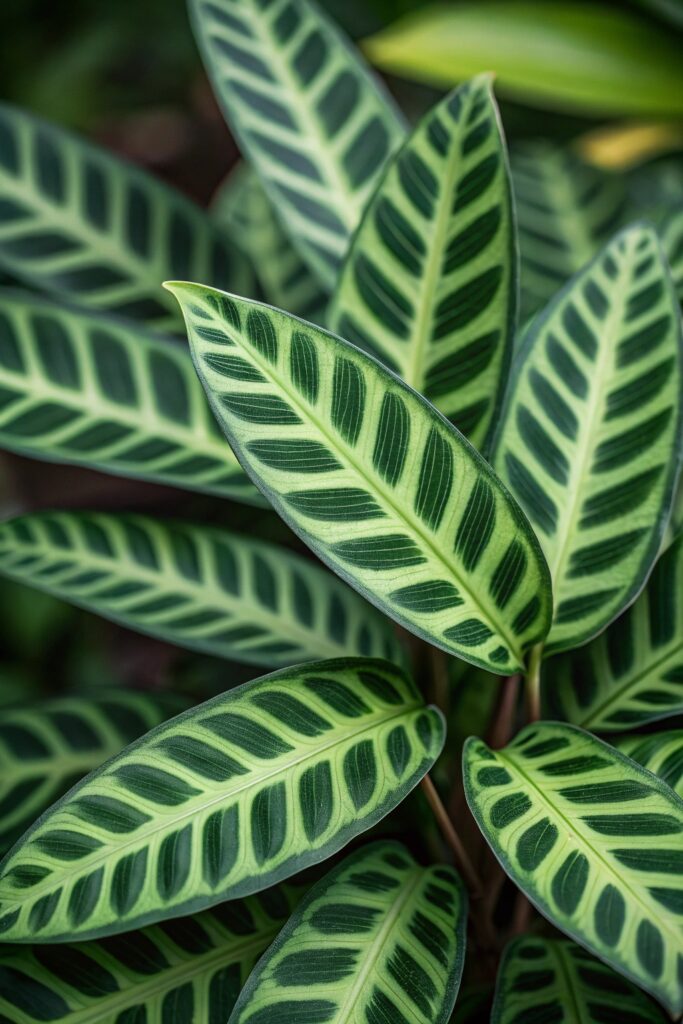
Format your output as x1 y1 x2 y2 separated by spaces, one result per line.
333 866 422 1023
230 6 365 236
544 241 630 598
551 943 590 1024
0 149 179 319
20 929 278 1024
494 747 681 946
207 314 525 661
577 638 683 728
1 749 119 786
0 534 345 660
0 700 424 911
548 158 602 275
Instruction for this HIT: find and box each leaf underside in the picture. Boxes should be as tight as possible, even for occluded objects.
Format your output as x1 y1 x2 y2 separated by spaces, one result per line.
188 0 405 288
171 282 552 674
547 533 683 731
229 841 466 1024
494 223 682 654
0 658 443 942
0 103 254 330
464 721 683 1013
0 511 403 668
329 76 516 452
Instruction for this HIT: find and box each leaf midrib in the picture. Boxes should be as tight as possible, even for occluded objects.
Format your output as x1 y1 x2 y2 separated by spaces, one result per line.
578 639 683 729
495 745 681 947
0 700 424 914
551 943 590 1024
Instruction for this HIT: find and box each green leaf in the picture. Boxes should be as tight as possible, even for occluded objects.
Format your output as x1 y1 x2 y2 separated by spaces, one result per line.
492 936 668 1024
0 289 262 503
0 691 185 859
653 203 683 303
362 2 683 118
170 283 552 674
618 731 683 799
512 143 627 320
228 841 466 1024
0 887 299 1023
188 0 405 289
493 223 683 655
0 658 443 943
0 103 254 330
463 721 683 1014
0 511 403 668
329 76 516 451
547 534 683 731
213 166 328 325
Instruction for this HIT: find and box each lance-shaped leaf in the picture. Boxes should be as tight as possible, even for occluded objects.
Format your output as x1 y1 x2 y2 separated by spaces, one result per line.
492 937 668 1024
170 283 552 674
0 691 185 859
213 166 328 325
329 76 516 451
0 289 261 503
188 0 405 289
0 887 298 1023
228 841 466 1024
512 144 627 319
493 224 683 655
547 534 683 731
654 203 683 302
0 658 444 941
617 731 683 799
0 103 254 330
463 722 683 1014
0 511 403 668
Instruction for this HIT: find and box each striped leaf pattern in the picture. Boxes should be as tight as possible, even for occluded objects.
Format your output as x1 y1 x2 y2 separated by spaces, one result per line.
655 203 683 302
463 722 683 1013
492 937 668 1024
547 534 683 731
0 103 254 330
0 289 260 503
512 144 627 320
0 511 403 667
618 731 683 799
0 691 184 858
0 658 444 942
493 224 683 654
188 0 405 289
171 283 552 674
213 166 328 325
0 887 298 1024
329 76 516 451
229 841 466 1024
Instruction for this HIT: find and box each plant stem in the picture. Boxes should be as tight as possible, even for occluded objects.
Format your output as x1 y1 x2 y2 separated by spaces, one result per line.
420 774 482 898
525 644 543 723
487 673 520 749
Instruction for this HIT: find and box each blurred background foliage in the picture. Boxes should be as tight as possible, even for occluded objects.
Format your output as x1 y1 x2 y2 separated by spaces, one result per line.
0 0 681 721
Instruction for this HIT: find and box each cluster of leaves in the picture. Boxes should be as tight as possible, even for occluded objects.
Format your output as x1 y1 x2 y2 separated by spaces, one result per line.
0 0 682 1021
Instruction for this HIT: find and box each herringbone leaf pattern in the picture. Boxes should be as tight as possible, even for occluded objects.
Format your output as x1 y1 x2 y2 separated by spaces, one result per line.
330 76 516 451
0 658 443 941
171 283 552 674
618 731 683 799
493 224 682 654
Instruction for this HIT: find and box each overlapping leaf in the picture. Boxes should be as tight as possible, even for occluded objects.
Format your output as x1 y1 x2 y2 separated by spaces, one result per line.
0 691 184 859
492 937 668 1024
0 887 298 1023
618 731 683 798
170 283 552 674
0 289 261 502
654 203 683 302
0 511 403 668
464 722 683 1013
329 76 515 451
493 224 682 655
213 166 328 325
229 841 466 1024
547 534 683 731
0 103 254 330
188 0 405 289
0 658 444 941
512 144 626 319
